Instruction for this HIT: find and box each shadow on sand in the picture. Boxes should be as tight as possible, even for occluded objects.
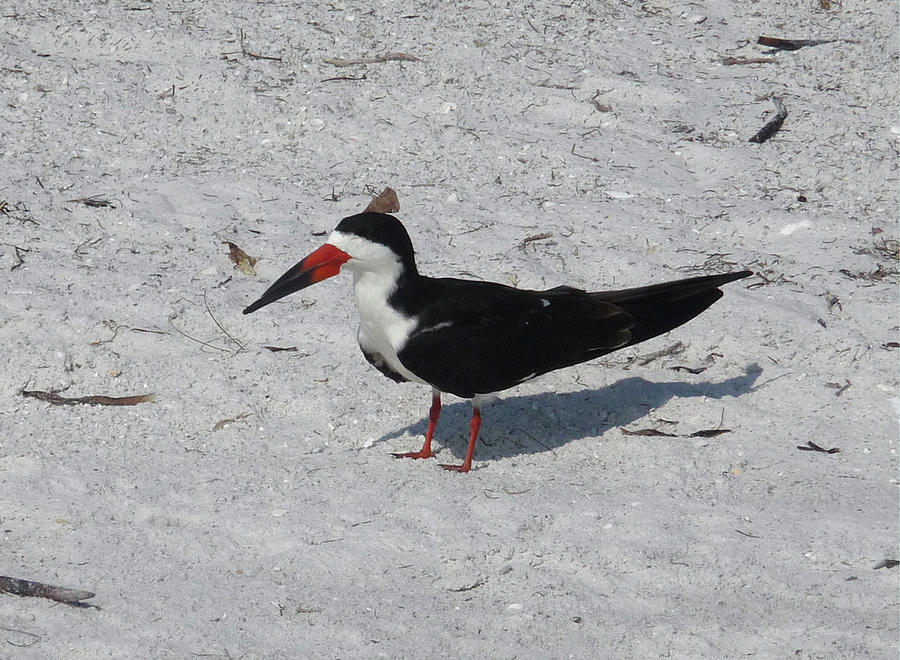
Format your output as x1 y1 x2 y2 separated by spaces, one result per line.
378 364 762 463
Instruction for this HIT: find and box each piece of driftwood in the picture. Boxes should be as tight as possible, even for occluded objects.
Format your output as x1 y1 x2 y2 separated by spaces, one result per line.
0 575 95 604
749 97 787 144
21 390 154 406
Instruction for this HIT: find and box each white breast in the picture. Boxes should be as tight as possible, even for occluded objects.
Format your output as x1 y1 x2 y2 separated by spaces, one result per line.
326 228 429 386
352 269 427 385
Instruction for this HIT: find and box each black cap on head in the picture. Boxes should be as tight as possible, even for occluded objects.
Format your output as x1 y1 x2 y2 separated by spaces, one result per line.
335 212 417 273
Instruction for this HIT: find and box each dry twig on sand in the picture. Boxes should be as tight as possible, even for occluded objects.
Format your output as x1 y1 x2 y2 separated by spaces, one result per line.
797 440 840 454
66 195 115 208
238 29 281 61
722 56 776 66
519 232 553 250
322 52 420 67
21 390 154 406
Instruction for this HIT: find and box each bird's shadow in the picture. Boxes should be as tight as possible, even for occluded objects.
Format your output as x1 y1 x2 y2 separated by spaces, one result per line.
377 364 762 463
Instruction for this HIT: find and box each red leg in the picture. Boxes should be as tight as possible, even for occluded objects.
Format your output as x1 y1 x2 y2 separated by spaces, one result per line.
393 391 441 460
441 405 481 473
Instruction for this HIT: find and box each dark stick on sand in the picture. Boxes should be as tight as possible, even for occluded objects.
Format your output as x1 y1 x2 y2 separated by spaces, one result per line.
0 575 95 605
757 36 840 51
749 97 788 144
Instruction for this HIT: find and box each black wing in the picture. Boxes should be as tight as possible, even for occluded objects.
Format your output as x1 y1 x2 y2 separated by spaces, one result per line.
396 278 634 398
396 271 751 398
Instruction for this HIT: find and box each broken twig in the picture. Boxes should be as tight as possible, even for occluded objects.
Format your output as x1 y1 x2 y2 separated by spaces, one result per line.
239 29 281 61
321 73 368 82
21 390 154 406
721 56 776 66
66 195 115 208
203 292 245 351
637 341 686 366
2 243 29 270
213 412 250 431
797 441 840 454
519 232 553 250
323 52 419 67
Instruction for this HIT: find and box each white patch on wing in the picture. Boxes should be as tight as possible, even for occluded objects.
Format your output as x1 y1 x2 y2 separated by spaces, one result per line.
540 298 550 307
411 320 454 337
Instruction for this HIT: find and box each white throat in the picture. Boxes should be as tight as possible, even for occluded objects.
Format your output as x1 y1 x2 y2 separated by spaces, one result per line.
328 230 425 385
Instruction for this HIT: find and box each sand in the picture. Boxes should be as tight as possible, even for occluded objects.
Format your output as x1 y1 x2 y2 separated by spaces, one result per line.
1 1 897 657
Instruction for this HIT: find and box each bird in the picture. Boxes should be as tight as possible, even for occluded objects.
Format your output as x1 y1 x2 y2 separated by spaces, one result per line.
243 211 751 473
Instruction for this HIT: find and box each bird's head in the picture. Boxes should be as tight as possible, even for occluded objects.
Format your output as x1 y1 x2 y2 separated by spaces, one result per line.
243 212 416 315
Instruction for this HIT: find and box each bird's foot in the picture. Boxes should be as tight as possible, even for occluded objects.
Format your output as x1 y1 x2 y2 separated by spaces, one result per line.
392 448 434 460
439 462 472 473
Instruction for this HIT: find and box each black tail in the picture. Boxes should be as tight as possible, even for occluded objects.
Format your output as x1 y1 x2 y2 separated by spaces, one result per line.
594 270 752 347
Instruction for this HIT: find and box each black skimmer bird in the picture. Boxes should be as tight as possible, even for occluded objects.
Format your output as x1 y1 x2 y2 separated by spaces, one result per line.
244 211 751 472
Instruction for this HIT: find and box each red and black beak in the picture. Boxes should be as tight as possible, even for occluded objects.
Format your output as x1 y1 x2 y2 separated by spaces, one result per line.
243 243 350 314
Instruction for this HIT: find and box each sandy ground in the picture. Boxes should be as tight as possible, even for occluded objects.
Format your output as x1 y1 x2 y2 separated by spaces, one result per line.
1 1 898 658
